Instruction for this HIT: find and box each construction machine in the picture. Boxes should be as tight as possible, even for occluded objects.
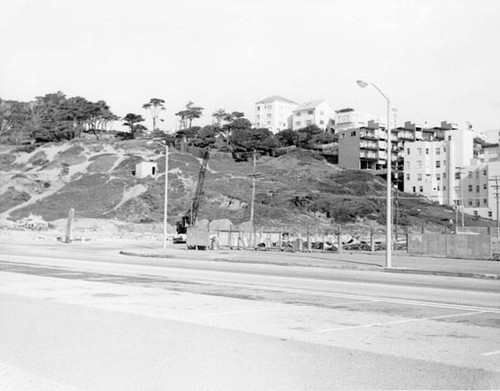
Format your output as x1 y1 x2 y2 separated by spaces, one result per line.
175 149 210 237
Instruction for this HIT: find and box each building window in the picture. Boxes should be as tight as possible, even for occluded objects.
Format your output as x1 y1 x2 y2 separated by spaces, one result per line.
443 160 446 166
474 210 478 215
413 186 416 193
419 186 423 192
436 161 441 168
484 184 487 190
417 160 422 169
436 173 441 180
468 171 473 178
468 185 473 192
407 174 410 181
476 185 480 192
489 211 493 218
484 198 488 205
443 173 447 179
407 148 410 155
468 200 473 206
425 148 429 155
436 148 440 155
308 110 313 115
483 169 487 175
267 114 272 119
476 200 480 207
417 148 422 155
306 120 312 126
443 185 446 190
455 172 461 179
406 161 410 169
417 174 422 181
351 131 357 136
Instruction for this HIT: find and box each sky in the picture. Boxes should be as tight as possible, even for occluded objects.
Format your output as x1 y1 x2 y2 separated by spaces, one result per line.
1 0 500 132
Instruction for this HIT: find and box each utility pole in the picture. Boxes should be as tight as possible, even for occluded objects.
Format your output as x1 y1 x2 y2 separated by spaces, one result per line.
489 175 500 238
250 150 257 246
163 144 169 249
455 166 465 228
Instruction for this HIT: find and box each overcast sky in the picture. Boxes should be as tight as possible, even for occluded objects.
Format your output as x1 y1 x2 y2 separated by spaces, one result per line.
1 0 500 131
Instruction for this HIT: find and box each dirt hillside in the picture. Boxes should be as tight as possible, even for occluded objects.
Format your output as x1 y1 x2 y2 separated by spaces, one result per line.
0 139 488 234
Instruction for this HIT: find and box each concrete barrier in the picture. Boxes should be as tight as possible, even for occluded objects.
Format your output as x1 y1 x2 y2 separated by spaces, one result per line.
408 233 491 260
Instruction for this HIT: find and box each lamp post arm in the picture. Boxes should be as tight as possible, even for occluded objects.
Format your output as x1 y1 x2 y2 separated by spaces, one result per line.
369 83 390 104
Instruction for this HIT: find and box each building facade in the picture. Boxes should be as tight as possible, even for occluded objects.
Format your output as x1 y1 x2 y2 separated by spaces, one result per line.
254 96 298 133
333 109 374 133
337 120 397 171
292 100 333 131
403 124 475 207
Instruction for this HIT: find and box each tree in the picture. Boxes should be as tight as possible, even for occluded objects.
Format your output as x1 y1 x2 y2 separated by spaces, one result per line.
192 125 219 148
175 101 204 129
0 99 33 144
143 98 166 132
297 124 322 148
122 113 145 139
211 109 228 128
229 127 278 155
275 129 298 147
32 91 77 142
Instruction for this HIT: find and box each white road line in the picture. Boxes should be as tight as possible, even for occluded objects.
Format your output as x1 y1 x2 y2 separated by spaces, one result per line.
482 350 500 356
314 311 488 333
204 308 285 316
204 300 371 316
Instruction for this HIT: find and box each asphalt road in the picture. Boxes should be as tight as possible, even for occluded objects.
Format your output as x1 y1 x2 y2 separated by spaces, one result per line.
0 244 499 390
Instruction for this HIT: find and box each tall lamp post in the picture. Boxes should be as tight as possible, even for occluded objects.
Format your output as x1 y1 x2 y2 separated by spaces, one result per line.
357 80 392 268
154 140 169 249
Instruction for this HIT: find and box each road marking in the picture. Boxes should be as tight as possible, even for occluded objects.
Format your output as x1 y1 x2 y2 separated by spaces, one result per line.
482 350 500 356
314 311 488 333
204 308 285 316
204 300 372 316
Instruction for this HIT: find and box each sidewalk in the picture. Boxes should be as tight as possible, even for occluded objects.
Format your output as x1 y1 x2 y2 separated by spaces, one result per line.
120 245 500 280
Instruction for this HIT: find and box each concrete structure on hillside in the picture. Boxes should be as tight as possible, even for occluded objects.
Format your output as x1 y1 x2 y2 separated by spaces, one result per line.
292 100 334 131
254 96 298 133
333 109 374 133
135 161 157 178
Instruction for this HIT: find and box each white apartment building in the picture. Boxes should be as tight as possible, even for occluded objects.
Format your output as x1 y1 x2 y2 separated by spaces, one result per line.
254 96 298 133
403 125 475 207
292 100 334 131
333 110 374 133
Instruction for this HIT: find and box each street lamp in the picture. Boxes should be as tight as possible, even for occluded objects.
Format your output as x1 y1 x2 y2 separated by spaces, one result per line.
154 140 169 249
357 79 392 268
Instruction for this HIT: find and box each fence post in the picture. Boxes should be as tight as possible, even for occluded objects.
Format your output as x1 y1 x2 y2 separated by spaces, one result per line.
228 226 232 249
65 208 75 244
370 225 375 253
337 226 342 254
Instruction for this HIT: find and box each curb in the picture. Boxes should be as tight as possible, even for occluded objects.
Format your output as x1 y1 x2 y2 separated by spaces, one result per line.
119 251 500 280
383 267 500 280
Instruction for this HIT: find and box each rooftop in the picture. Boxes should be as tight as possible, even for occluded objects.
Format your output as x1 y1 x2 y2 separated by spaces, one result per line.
256 95 298 105
293 99 326 112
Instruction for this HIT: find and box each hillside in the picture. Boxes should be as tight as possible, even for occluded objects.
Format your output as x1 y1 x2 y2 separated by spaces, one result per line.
0 139 491 234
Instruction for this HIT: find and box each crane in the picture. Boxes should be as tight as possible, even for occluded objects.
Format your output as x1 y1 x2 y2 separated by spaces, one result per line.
176 149 210 235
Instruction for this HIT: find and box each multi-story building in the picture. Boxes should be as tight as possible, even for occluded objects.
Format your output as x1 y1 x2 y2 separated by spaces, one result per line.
403 123 475 207
333 109 374 133
338 120 393 170
254 96 298 133
292 100 334 131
